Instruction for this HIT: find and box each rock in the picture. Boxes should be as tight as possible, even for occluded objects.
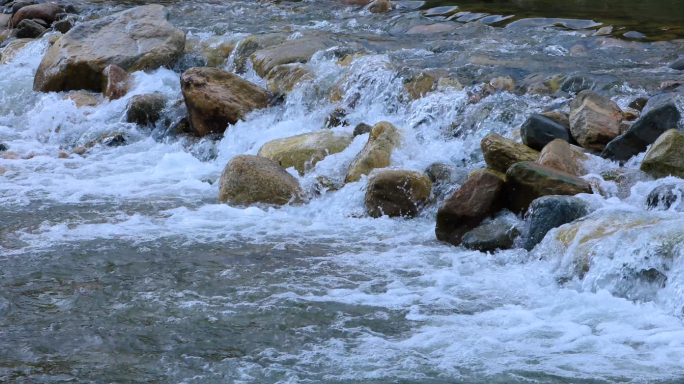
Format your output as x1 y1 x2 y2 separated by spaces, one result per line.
180 67 270 137
435 169 506 246
0 38 33 64
33 5 185 93
593 26 613 36
15 19 45 38
524 195 592 250
425 162 467 185
540 110 570 130
101 64 130 100
230 33 288 74
12 3 62 26
569 90 622 151
646 184 684 210
63 92 98 108
32 19 49 28
184 37 235 68
640 129 684 179
53 18 71 33
126 93 167 126
0 143 8 151
353 122 372 137
613 170 653 199
102 133 126 147
461 213 522 252
671 57 684 71
368 0 391 13
71 146 87 155
481 133 539 173
250 35 336 78
324 108 348 128
0 14 10 30
64 4 79 14
257 130 353 175
217 154 303 206
619 121 633 135
403 72 435 101
629 97 649 111
264 63 312 95
622 109 639 121
521 113 572 151
365 170 432 218
505 161 592 213
58 151 68 158
436 77 464 90
490 76 515 93
406 23 458 35
345 121 402 183
536 139 588 177
601 99 681 162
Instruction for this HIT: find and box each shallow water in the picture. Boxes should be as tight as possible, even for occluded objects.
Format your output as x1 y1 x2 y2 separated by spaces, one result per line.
2 0 684 382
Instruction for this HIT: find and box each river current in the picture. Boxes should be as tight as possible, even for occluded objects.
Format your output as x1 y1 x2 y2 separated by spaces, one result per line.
2 0 684 382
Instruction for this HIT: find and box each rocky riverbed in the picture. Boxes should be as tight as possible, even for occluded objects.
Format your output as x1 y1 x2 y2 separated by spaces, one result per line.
2 0 684 382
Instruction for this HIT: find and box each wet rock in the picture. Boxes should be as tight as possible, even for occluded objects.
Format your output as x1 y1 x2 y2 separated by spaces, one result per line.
184 37 235 68
365 170 432 218
481 133 539 173
426 162 467 185
524 195 592 250
257 131 353 175
230 33 288 74
640 129 684 179
540 110 570 130
403 72 436 101
536 139 588 177
436 77 464 90
506 161 592 214
435 168 506 246
15 19 45 38
33 5 186 93
52 18 71 33
671 57 684 71
180 67 270 137
0 14 9 30
490 76 515 93
569 90 622 152
0 38 33 64
250 35 336 78
622 109 639 122
521 113 572 151
353 122 372 137
264 63 312 95
345 121 402 183
646 184 684 210
63 92 98 108
101 64 130 100
12 2 62 26
63 4 78 14
218 155 304 207
406 23 457 35
102 133 126 147
614 170 653 199
31 19 49 28
461 213 522 252
324 108 348 128
126 93 167 126
601 99 681 162
593 26 612 36
628 97 648 112
0 143 8 151
367 0 391 13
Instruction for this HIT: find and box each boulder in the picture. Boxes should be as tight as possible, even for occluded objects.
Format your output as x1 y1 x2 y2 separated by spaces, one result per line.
365 170 432 218
102 64 130 100
601 99 681 162
345 121 402 183
670 57 684 71
536 139 588 177
33 5 185 93
217 155 303 206
250 35 336 78
640 129 684 179
506 161 592 213
435 168 506 246
524 195 592 250
569 90 622 151
521 113 572 151
53 18 72 34
180 67 270 137
16 19 45 38
0 39 33 64
126 93 167 126
368 0 391 13
12 3 62 26
230 33 289 74
264 63 312 95
353 122 372 137
63 92 98 108
481 133 539 173
257 130 353 175
461 214 522 252
646 184 684 210
540 110 570 130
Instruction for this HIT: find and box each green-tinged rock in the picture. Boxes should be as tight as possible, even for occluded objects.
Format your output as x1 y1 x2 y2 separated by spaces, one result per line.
250 35 336 78
345 121 402 183
265 64 313 95
257 131 353 175
365 170 432 218
641 129 684 179
481 133 539 173
126 93 167 126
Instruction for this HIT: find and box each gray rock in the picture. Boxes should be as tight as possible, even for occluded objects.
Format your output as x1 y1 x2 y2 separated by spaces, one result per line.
15 19 45 38
53 18 71 33
126 93 167 126
461 213 522 252
0 143 8 151
671 57 684 71
614 170 653 199
646 184 684 210
425 162 468 199
524 195 592 251
521 113 572 151
353 122 372 137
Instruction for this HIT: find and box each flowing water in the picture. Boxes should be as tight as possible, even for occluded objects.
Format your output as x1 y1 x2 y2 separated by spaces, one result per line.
2 0 684 382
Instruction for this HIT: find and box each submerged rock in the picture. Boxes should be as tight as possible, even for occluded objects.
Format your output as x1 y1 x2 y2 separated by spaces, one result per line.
403 72 436 101
264 64 312 95
102 64 130 100
126 93 167 126
506 161 592 213
613 169 653 199
365 170 432 218
180 67 270 137
0 39 33 64
353 122 372 137
257 131 353 175
33 5 185 93
481 133 539 173
524 195 592 251
640 129 684 179
217 155 303 207
461 213 522 252
536 139 588 177
646 184 684 210
324 108 348 128
569 90 622 152
521 114 572 151
435 169 506 246
12 3 62 26
345 121 401 183
63 92 98 108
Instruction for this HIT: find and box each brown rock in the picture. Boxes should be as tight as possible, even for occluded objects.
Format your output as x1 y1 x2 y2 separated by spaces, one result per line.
481 133 539 173
540 110 570 130
63 92 99 108
404 72 436 101
58 152 68 158
622 109 639 121
102 64 130 100
0 14 11 30
569 90 622 151
368 0 391 13
180 67 270 137
257 131 353 175
250 35 336 78
265 64 312 95
12 3 62 27
365 170 432 218
435 169 506 246
345 121 402 183
490 76 515 93
536 139 588 177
